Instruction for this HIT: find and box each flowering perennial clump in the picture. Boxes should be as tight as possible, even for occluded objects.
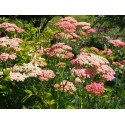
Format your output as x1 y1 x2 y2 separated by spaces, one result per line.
55 16 96 40
0 53 17 61
108 39 125 48
1 17 124 109
10 62 41 82
0 22 25 33
0 37 22 50
45 42 74 59
0 37 23 61
96 65 115 81
71 67 94 78
60 80 76 93
10 72 27 82
10 62 55 82
71 52 109 67
71 52 115 81
84 82 105 96
38 70 55 82
55 17 77 34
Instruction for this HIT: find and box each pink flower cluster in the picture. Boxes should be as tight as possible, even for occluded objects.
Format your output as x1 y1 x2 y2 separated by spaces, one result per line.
45 43 74 59
38 70 55 82
100 49 113 56
71 52 109 67
74 77 85 84
0 37 23 62
0 37 22 51
59 80 76 93
71 67 94 78
10 61 55 82
84 82 105 96
108 39 125 48
55 16 96 40
55 17 77 34
96 65 115 81
0 22 25 33
0 53 17 61
71 52 115 81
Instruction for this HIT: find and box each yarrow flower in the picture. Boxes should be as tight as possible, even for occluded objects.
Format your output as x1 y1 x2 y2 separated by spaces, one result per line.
84 82 105 96
0 22 25 33
10 72 27 82
0 53 9 61
45 42 74 59
55 16 96 41
96 65 115 81
108 39 125 48
71 67 94 78
74 77 84 84
0 52 17 61
38 70 55 82
71 52 115 81
0 37 23 51
9 61 55 82
8 53 17 60
59 80 76 93
55 17 77 34
70 52 109 67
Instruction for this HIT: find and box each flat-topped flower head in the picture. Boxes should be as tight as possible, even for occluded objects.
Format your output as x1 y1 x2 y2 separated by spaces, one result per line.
108 39 125 48
59 80 76 93
45 43 74 59
0 22 25 33
38 70 55 82
84 82 105 96
70 52 109 67
71 67 94 78
71 52 115 81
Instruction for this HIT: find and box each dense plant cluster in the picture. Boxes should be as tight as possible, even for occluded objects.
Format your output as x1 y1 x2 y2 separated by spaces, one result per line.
0 16 125 109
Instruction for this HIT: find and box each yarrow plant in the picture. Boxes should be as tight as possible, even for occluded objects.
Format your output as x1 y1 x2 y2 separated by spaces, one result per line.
108 39 125 48
0 16 124 109
84 82 105 96
54 80 76 93
71 52 115 81
45 42 74 59
55 16 96 41
0 22 25 33
9 59 55 82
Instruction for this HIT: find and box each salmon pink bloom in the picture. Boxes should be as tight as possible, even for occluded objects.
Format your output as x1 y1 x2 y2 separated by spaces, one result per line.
84 82 105 96
0 53 9 61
